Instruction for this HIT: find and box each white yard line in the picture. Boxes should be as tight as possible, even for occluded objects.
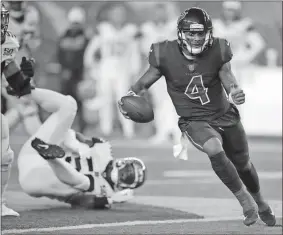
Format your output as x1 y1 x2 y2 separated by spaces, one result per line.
163 170 282 179
1 216 264 234
3 196 282 234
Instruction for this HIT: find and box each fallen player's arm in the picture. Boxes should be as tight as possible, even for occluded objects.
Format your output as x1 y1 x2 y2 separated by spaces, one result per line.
218 61 241 94
130 65 162 95
67 193 111 209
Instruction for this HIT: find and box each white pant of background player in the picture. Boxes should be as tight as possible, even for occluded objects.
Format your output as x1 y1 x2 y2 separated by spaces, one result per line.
95 58 135 138
18 89 90 201
149 78 181 144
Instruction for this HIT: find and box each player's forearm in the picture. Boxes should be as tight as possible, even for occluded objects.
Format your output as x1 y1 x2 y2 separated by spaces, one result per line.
3 60 27 92
130 66 162 95
66 193 110 209
219 62 241 94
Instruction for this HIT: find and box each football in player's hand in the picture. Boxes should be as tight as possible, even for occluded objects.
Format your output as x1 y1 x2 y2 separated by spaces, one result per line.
120 96 154 123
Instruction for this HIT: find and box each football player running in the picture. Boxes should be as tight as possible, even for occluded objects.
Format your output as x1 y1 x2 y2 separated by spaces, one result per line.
118 7 275 226
17 87 146 209
3 1 41 136
1 3 35 216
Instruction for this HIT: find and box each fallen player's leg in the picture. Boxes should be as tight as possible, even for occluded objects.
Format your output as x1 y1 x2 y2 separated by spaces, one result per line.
1 114 19 217
223 121 276 226
18 88 90 201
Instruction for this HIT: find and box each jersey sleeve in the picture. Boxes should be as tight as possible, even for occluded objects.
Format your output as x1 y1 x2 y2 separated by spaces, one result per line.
219 38 233 65
148 43 162 69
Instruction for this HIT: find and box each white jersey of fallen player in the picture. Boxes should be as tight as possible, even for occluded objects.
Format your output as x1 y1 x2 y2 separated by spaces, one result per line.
8 5 40 63
62 130 115 197
140 20 176 55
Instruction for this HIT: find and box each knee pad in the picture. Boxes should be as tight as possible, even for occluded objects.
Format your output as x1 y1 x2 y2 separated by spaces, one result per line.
1 147 14 171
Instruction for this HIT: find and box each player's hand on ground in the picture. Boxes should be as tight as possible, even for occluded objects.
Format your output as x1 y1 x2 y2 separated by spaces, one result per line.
118 91 137 119
229 84 245 105
20 57 35 77
110 189 134 203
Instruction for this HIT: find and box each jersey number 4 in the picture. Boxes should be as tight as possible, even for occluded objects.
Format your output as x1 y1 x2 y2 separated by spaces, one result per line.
184 75 210 105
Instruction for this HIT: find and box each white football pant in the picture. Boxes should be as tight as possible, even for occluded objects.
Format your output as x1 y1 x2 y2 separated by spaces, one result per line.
91 61 134 138
150 78 181 144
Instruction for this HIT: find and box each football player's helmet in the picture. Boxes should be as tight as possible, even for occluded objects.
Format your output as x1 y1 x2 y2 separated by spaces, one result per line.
177 7 213 55
1 3 9 44
111 157 146 189
7 1 26 19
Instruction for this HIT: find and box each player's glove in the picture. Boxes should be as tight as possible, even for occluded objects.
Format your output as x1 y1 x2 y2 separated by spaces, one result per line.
109 189 134 204
229 84 245 105
118 90 137 119
6 77 34 98
20 57 35 77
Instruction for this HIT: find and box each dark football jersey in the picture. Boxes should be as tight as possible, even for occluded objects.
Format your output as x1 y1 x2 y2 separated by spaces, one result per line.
149 38 233 121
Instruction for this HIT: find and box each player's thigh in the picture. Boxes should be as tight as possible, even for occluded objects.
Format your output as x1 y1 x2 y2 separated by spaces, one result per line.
222 121 250 169
181 120 223 153
18 153 80 198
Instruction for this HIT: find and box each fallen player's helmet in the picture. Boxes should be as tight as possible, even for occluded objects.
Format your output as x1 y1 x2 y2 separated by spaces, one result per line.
111 157 146 189
6 1 26 19
177 7 213 55
1 3 9 44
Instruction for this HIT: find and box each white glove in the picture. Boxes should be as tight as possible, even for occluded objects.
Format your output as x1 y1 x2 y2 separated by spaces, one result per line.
110 189 134 203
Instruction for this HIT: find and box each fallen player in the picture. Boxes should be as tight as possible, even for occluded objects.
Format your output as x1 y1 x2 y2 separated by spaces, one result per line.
17 88 146 209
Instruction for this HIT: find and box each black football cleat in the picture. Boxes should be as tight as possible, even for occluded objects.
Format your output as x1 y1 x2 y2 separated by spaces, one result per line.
243 208 259 226
31 137 65 160
259 206 276 226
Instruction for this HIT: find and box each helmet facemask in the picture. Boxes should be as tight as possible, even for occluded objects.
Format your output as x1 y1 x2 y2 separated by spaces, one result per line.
111 157 146 189
177 7 213 55
1 4 9 44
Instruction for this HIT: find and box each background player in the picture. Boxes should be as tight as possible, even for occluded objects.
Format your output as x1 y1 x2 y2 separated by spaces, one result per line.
3 1 42 136
1 3 34 216
139 2 181 144
84 3 141 138
17 88 146 209
213 1 265 84
118 7 275 226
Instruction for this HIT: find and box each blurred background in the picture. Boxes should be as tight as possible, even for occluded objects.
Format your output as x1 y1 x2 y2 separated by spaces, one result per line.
3 1 282 142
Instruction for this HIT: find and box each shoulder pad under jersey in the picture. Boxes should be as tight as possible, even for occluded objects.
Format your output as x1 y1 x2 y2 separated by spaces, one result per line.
218 37 233 65
1 31 19 62
148 40 169 68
